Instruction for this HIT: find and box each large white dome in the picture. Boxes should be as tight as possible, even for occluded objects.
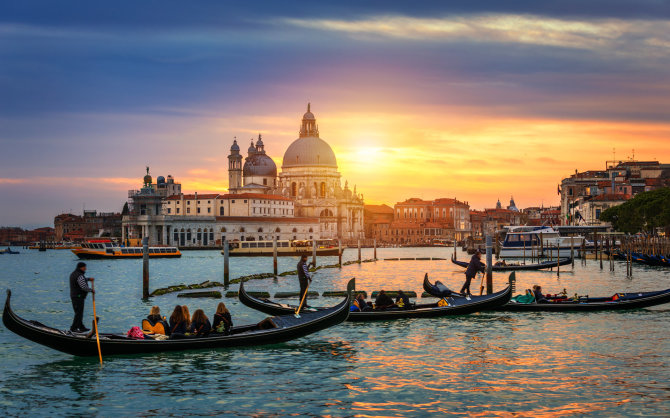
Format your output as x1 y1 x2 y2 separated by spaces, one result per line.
282 136 337 169
282 103 337 169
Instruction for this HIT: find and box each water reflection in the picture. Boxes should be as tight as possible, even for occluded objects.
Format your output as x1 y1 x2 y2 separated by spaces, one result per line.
1 248 670 416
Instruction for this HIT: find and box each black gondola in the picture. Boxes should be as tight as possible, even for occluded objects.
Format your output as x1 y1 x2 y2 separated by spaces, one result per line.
498 288 670 311
2 280 353 357
239 277 512 321
451 255 572 271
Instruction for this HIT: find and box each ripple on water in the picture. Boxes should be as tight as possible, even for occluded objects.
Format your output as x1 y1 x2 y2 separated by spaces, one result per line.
0 248 669 416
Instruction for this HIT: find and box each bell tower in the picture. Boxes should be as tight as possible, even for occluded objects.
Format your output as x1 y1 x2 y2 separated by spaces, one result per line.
228 138 242 193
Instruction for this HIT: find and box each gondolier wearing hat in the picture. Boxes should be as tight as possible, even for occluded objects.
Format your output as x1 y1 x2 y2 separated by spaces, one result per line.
69 262 95 332
297 254 312 307
460 250 485 298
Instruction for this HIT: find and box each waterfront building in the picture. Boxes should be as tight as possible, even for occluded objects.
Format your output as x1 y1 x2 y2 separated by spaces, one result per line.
0 227 55 245
123 171 318 247
225 104 364 240
388 197 471 245
560 159 670 226
54 211 122 241
363 204 394 242
123 104 364 246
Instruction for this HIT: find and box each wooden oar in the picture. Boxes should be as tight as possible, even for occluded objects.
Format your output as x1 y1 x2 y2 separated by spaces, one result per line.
294 280 310 318
295 272 316 318
479 272 485 296
91 281 102 365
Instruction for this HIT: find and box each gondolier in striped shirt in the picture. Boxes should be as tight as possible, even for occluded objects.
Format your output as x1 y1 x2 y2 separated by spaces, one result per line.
297 254 312 307
69 262 95 332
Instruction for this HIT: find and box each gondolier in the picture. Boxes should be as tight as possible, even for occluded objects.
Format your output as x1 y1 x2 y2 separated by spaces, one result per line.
297 254 312 306
69 262 94 332
460 250 485 297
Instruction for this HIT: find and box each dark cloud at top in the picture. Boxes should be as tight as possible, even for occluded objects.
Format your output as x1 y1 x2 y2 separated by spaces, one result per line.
2 0 670 29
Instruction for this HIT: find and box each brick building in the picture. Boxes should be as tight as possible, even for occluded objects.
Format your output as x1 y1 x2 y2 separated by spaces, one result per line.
363 204 394 242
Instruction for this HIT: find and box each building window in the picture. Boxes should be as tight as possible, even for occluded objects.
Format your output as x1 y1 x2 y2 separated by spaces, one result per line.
232 200 235 203
187 201 190 205
320 182 326 197
291 182 297 197
187 208 190 214
244 200 247 203
176 208 180 214
263 179 267 185
207 208 211 214
219 207 224 216
167 208 171 214
197 208 201 214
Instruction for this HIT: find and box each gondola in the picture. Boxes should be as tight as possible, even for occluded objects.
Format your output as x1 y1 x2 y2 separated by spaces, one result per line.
498 287 670 311
450 255 572 271
239 277 512 321
2 281 353 357
0 248 20 254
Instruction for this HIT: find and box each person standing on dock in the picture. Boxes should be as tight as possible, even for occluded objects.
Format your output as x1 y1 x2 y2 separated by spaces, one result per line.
297 254 312 306
69 262 95 332
460 250 485 298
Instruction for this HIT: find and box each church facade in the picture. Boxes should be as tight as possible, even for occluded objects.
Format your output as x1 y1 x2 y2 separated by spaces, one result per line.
228 104 364 240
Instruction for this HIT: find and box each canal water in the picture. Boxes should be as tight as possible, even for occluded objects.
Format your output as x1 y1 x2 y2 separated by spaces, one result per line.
1 247 669 416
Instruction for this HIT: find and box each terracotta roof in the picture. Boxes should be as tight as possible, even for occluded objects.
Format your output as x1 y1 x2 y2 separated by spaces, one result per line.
214 216 317 223
592 193 631 201
219 193 292 201
166 194 220 200
364 204 394 214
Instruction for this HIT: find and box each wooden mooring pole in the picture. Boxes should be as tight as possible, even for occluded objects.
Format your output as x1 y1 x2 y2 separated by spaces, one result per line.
373 239 377 261
312 239 317 268
223 238 230 287
142 236 149 299
338 239 342 268
357 239 361 263
273 237 278 276
486 234 493 294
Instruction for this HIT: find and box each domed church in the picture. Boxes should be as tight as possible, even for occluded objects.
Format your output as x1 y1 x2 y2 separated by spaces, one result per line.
227 104 364 240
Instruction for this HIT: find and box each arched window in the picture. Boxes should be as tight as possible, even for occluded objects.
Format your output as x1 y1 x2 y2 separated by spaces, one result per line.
291 182 297 197
320 182 326 197
258 227 263 233
292 228 297 233
240 227 245 233
221 227 227 232
308 227 313 233
275 227 281 233
220 207 224 216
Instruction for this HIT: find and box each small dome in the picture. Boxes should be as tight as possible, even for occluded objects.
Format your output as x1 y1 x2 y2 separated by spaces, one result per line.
247 140 256 154
157 176 166 184
230 139 240 152
243 153 277 177
256 135 264 148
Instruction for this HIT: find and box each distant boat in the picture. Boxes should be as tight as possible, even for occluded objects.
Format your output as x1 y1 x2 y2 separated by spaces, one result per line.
72 241 181 259
0 248 19 255
499 226 591 258
223 239 340 257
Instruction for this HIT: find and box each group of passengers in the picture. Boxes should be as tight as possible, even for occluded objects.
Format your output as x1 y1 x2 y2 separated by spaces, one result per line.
350 290 412 312
142 303 233 339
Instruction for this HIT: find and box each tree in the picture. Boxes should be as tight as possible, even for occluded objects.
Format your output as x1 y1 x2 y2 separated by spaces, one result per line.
600 187 670 234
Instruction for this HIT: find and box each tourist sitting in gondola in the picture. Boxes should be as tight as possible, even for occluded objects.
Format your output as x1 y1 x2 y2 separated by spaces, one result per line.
142 306 170 336
532 285 548 303
374 290 395 310
212 302 233 335
395 290 411 309
350 293 370 312
169 305 188 337
182 305 191 329
189 309 212 337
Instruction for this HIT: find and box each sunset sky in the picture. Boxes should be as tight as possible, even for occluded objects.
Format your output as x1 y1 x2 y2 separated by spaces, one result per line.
1 1 670 226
